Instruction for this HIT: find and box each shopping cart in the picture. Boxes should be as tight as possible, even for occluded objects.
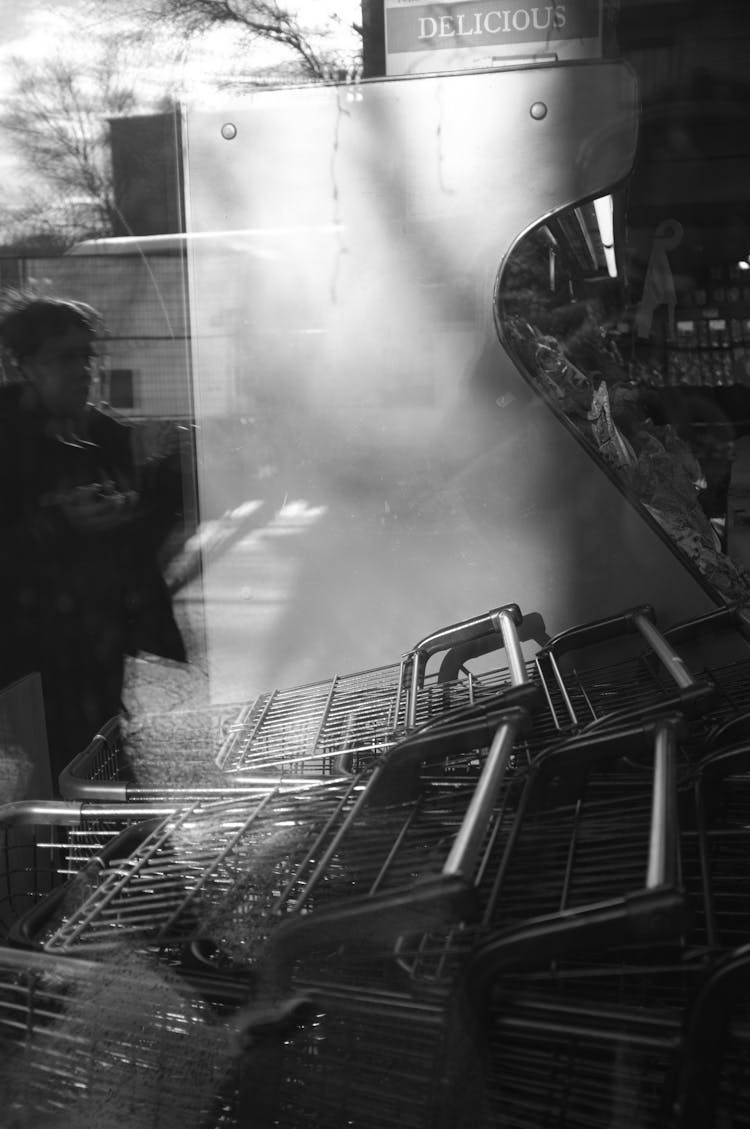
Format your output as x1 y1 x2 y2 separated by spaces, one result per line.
16 609 542 957
216 603 727 780
229 907 706 1129
670 942 750 1129
19 710 688 1025
458 944 710 1129
232 978 479 1129
0 943 272 1129
58 603 545 801
0 799 174 940
59 602 731 805
0 942 474 1129
530 604 721 735
58 703 287 803
680 739 750 950
394 715 688 994
17 698 539 965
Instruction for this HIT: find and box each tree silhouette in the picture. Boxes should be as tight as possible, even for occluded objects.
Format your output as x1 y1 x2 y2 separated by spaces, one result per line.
0 43 140 245
106 0 363 82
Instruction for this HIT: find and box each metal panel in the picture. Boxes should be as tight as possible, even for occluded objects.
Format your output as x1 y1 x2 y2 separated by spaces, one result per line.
181 62 717 702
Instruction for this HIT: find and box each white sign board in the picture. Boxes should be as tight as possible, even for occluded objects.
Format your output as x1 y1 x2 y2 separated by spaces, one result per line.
385 0 603 76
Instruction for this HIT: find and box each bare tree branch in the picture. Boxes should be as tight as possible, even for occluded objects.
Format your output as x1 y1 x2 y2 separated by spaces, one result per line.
93 0 363 81
0 41 154 242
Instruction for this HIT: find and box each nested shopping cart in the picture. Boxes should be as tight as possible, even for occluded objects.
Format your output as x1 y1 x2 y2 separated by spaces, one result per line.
471 942 750 1129
17 711 687 1015
0 943 273 1129
0 798 176 940
670 942 750 1129
57 703 293 803
59 603 547 801
0 941 468 1129
679 739 750 951
59 602 737 805
392 712 688 991
230 935 750 1129
528 604 741 738
16 608 543 959
17 698 537 965
456 941 711 1129
215 602 728 780
227 892 708 1129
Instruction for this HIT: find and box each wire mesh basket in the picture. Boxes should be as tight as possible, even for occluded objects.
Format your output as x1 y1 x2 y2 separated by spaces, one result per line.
18 698 541 964
531 604 726 736
227 927 712 1129
0 799 174 941
447 914 750 1129
0 944 252 1129
395 713 687 989
19 608 544 960
217 603 726 782
232 978 479 1129
670 942 750 1129
58 705 287 803
680 740 750 950
20 710 688 1022
58 604 545 801
461 957 692 1129
59 603 741 805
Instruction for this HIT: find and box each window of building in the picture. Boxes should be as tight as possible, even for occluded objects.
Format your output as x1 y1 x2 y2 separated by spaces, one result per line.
108 368 135 410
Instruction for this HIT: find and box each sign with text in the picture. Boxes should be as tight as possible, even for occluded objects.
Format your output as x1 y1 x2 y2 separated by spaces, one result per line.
384 0 602 75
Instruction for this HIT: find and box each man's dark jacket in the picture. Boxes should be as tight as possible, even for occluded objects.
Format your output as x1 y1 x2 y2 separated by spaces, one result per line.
0 384 185 781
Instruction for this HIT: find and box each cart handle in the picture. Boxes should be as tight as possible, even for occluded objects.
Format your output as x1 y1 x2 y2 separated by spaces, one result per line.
664 604 749 645
403 603 540 729
466 887 688 989
441 710 526 881
268 706 530 965
540 604 708 692
358 686 538 810
411 603 524 661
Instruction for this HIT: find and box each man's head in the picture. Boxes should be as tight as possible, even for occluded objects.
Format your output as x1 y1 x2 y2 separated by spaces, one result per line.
0 294 101 420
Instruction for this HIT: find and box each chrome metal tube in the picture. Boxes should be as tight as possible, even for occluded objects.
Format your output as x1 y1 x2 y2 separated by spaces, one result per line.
634 614 697 691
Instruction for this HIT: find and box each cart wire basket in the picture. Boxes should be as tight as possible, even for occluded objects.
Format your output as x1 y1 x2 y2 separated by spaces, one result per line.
0 943 274 1129
216 603 727 780
446 919 750 1129
393 712 688 991
21 712 688 1026
57 704 307 803
17 606 543 959
528 604 742 739
58 603 547 801
224 926 717 1129
680 738 750 951
58 602 740 805
0 799 176 941
17 695 540 962
670 942 750 1129
460 948 698 1129
227 937 750 1129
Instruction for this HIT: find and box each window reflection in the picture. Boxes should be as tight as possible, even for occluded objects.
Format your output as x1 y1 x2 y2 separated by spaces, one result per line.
498 197 750 604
